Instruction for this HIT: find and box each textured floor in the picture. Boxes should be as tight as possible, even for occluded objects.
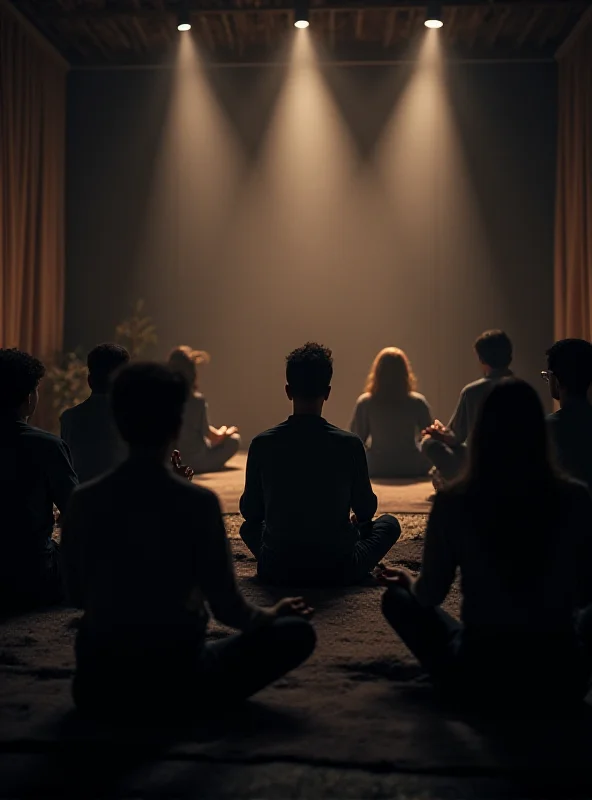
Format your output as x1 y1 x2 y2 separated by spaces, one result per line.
1 515 591 798
195 453 434 515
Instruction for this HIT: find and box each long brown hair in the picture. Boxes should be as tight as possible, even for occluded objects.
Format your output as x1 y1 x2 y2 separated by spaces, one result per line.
167 346 210 393
456 378 560 585
364 347 417 402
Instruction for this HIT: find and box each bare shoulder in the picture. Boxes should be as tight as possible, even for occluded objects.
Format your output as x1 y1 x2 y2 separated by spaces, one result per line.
355 393 372 406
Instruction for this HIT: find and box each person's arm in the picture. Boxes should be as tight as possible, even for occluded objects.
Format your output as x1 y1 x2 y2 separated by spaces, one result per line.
198 493 270 630
417 397 433 436
350 436 378 523
413 493 458 606
59 413 69 448
350 398 370 446
239 440 265 523
570 485 592 608
447 391 467 445
47 438 79 515
60 489 86 608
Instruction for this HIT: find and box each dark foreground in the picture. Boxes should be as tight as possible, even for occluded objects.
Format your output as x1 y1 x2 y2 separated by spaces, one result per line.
0 515 591 799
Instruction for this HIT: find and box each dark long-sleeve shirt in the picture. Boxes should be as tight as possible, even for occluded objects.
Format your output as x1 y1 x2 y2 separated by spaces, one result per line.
413 479 592 630
547 398 592 490
240 415 377 557
0 416 78 581
60 393 127 483
61 460 263 639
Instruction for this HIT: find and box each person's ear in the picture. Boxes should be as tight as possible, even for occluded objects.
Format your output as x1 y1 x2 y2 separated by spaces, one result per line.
549 375 561 401
285 384 293 401
23 388 39 420
324 386 332 401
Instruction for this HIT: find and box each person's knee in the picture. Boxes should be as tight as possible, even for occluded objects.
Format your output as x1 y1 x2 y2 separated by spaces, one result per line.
420 435 440 457
381 584 413 624
376 513 401 542
271 616 317 663
228 433 240 455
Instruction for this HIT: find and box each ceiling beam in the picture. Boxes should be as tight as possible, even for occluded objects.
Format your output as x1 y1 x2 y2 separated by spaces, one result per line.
42 1 586 20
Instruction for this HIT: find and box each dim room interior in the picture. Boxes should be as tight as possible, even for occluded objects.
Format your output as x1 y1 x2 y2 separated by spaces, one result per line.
1 0 592 797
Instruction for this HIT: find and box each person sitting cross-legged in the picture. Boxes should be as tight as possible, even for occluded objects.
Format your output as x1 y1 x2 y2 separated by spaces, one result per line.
380 379 592 712
167 346 240 474
60 343 130 483
544 338 592 491
240 342 401 586
61 362 315 722
421 329 514 487
0 348 78 612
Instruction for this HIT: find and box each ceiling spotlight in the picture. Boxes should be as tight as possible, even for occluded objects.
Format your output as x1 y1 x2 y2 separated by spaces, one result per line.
424 1 443 28
294 0 309 28
178 4 191 32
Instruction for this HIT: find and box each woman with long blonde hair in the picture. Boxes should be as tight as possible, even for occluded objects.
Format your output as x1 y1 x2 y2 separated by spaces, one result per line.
168 346 240 473
350 347 433 478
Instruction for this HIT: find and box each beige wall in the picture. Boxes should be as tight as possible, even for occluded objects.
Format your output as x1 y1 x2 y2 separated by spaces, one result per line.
66 55 556 443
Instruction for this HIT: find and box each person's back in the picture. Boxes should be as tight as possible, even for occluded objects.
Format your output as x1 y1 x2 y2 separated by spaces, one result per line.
381 379 592 709
240 343 400 585
430 479 592 633
0 349 78 609
352 393 432 477
544 339 592 490
61 394 127 483
422 330 513 483
62 362 315 720
60 343 129 483
65 461 221 632
247 416 373 556
351 348 432 478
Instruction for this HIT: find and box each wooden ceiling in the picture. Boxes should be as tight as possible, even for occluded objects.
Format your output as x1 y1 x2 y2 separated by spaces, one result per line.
11 1 589 66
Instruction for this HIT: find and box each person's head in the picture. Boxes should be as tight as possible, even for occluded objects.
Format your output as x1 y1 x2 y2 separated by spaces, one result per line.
167 346 210 393
465 378 553 489
87 343 130 393
364 347 416 401
285 342 333 412
544 338 592 401
0 348 45 420
474 330 513 374
111 362 189 453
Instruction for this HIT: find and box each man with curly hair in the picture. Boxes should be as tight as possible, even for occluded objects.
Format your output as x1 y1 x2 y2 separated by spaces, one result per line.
240 342 400 585
0 348 78 610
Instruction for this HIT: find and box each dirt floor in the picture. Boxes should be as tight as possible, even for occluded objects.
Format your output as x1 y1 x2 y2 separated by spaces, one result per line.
1 514 591 799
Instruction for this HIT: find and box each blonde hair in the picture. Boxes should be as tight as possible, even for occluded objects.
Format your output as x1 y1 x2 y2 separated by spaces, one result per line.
364 347 417 400
168 346 210 392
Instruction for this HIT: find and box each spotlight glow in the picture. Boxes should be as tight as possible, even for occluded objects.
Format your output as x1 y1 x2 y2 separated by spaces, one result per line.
178 22 191 31
424 18 443 28
294 19 310 28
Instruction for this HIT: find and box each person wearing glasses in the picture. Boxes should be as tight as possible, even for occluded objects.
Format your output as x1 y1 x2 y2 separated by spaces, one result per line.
544 339 592 490
421 330 513 486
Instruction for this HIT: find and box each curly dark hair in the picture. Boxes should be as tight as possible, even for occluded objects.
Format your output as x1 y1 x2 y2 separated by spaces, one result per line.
546 338 592 395
474 330 513 370
87 343 130 392
286 342 333 399
111 362 189 447
0 348 46 412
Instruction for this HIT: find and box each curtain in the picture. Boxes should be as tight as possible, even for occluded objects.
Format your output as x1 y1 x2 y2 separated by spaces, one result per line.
555 12 592 340
0 1 67 361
